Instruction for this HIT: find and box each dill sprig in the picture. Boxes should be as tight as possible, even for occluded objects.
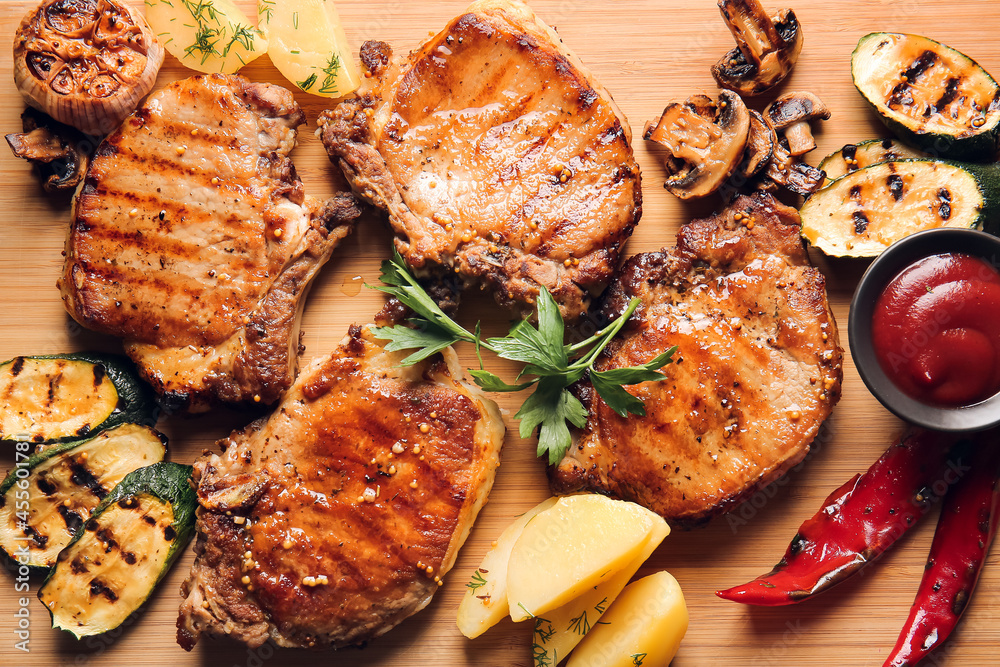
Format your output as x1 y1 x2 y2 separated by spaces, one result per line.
318 52 343 95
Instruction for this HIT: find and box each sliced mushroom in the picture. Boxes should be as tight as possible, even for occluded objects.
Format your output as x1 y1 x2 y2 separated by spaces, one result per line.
736 109 776 179
764 139 825 195
764 91 831 155
5 108 89 192
643 90 751 199
712 0 803 97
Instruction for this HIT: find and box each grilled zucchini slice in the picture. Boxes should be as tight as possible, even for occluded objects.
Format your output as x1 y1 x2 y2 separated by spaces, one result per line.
0 353 157 444
38 462 196 638
853 33 1000 160
818 138 926 186
800 159 1000 257
0 423 166 569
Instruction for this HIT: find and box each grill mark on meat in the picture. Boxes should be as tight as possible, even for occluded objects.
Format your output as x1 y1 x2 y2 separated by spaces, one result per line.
60 74 360 411
74 210 256 262
319 0 639 322
550 193 842 527
177 325 504 650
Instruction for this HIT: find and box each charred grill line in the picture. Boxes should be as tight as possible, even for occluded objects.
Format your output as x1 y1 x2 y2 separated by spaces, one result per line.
887 174 904 201
933 77 961 115
888 50 939 109
58 504 84 536
89 578 119 602
69 460 108 500
853 210 871 235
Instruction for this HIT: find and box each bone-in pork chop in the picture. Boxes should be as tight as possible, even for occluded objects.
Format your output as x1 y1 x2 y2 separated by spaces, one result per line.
58 74 360 412
318 0 640 321
177 322 505 650
551 193 843 527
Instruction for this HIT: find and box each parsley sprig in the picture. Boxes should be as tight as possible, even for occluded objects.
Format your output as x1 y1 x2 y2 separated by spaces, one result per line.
369 252 676 464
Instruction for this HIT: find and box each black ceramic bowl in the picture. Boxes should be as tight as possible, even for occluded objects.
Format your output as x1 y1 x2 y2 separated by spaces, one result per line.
848 227 1000 431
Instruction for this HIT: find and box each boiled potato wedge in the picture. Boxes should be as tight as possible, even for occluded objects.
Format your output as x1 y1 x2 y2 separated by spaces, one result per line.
531 520 670 666
508 495 662 622
457 497 558 638
258 0 361 97
567 571 688 667
145 0 267 74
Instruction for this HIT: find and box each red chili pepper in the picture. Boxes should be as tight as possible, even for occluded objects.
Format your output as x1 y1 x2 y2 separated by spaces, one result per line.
883 433 1000 667
716 429 958 606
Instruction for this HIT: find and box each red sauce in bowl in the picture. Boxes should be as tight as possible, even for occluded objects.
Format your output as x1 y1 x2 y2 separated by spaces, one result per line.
872 252 1000 406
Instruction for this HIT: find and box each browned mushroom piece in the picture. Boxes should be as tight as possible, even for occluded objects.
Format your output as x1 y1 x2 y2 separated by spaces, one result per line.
643 90 751 199
764 139 825 195
736 109 776 179
764 91 831 156
5 108 89 192
712 0 803 97
13 0 164 135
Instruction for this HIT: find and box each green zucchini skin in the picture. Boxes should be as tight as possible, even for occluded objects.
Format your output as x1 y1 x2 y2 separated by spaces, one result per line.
852 33 1000 161
0 423 167 570
0 352 157 445
38 462 196 638
818 138 926 186
801 159 1000 257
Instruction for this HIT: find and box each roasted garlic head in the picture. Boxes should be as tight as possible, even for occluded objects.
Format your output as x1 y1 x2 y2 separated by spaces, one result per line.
13 0 164 135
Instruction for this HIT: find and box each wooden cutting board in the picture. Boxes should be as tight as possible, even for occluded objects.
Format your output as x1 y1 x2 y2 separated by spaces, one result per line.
1 1 998 665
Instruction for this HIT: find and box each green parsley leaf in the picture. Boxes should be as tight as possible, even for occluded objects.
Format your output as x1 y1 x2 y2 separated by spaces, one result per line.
369 322 459 366
468 369 536 393
488 321 566 373
590 347 676 417
369 252 474 345
515 377 587 464
366 250 675 465
589 374 645 417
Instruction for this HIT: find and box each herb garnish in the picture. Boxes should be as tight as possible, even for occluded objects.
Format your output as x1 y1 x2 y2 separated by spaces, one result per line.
296 72 318 91
568 610 592 635
257 0 275 23
184 22 221 65
223 23 259 56
369 252 676 464
466 569 488 591
318 52 343 95
532 615 557 666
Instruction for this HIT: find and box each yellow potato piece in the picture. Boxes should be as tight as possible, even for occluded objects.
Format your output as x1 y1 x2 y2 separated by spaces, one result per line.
144 0 267 74
258 0 361 97
531 520 670 667
457 497 559 638
507 495 661 622
567 571 688 667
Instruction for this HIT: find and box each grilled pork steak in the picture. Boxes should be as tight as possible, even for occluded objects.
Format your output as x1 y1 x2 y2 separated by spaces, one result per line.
58 74 360 412
177 323 505 650
318 0 640 322
552 193 843 527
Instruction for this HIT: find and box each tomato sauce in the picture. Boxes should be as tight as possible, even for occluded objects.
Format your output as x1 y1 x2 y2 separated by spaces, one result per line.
872 252 1000 406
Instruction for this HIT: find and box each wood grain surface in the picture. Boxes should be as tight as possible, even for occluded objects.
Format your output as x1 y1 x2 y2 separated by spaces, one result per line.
1 1 998 665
